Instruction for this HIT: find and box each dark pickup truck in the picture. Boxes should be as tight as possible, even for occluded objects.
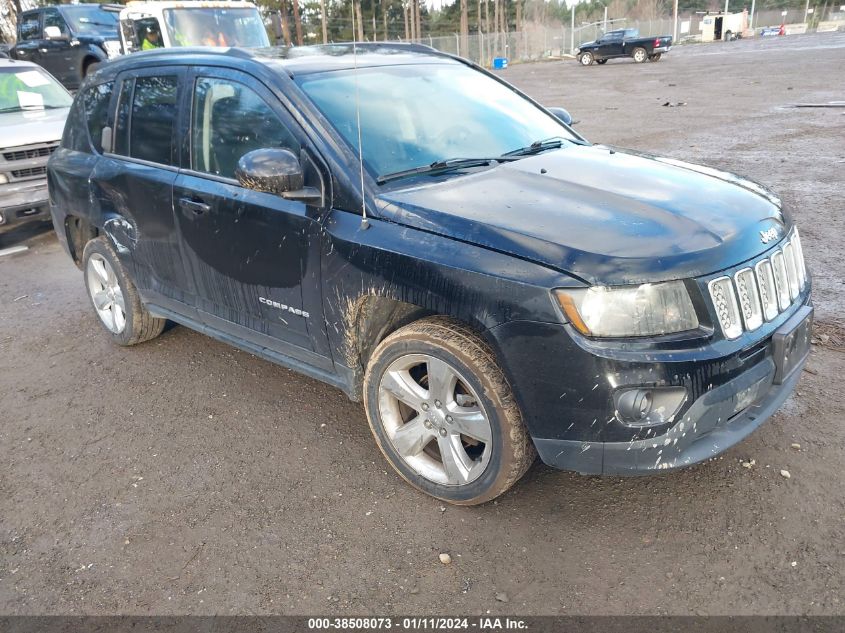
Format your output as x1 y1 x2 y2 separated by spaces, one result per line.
576 29 672 65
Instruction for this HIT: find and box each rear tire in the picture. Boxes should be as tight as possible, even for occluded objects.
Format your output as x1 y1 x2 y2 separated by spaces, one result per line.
579 51 594 66
82 237 166 346
596 58 608 65
648 53 662 61
364 317 536 505
632 47 647 63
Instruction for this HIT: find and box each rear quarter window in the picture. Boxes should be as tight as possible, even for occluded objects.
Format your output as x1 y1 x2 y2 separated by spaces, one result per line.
83 82 114 153
61 96 89 152
60 82 114 153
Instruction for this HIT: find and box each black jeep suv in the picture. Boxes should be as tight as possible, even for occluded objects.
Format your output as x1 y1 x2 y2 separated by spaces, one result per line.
11 4 121 90
47 45 812 505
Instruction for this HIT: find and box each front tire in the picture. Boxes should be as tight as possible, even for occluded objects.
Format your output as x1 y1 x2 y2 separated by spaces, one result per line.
579 51 594 66
364 317 536 505
632 47 647 63
82 237 165 346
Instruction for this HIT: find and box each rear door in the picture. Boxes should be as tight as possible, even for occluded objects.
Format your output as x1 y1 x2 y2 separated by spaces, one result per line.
172 66 330 364
96 67 196 312
12 12 43 66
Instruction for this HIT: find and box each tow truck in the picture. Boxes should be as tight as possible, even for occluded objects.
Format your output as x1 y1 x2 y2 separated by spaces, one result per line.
118 0 269 53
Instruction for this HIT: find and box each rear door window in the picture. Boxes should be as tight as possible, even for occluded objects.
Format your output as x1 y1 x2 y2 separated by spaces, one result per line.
130 76 178 165
19 13 41 40
112 74 179 166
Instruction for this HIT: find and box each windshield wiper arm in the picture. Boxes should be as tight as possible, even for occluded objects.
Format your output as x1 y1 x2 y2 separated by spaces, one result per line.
376 156 517 185
502 137 568 158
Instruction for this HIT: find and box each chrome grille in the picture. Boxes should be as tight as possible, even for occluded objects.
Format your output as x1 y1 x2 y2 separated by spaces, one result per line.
2 145 57 162
10 166 47 180
709 228 808 340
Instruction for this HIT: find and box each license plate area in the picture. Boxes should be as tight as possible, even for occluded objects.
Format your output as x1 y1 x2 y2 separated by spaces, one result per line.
772 305 813 385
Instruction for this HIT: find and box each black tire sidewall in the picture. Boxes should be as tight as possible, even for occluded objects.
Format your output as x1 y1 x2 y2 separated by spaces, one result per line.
365 337 513 505
82 237 139 346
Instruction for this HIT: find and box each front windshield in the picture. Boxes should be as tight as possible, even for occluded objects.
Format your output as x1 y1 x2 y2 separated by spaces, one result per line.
296 63 578 180
0 67 72 113
63 7 119 35
163 8 270 47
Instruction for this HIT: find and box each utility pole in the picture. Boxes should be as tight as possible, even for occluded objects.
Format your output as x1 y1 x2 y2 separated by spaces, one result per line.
280 0 291 46
460 0 469 59
603 5 607 32
292 0 303 45
320 0 328 43
355 0 364 41
750 0 757 29
570 1 574 55
478 0 484 66
673 0 678 42
803 0 810 23
724 0 729 16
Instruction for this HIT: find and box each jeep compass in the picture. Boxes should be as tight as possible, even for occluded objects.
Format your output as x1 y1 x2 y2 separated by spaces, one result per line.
47 45 812 504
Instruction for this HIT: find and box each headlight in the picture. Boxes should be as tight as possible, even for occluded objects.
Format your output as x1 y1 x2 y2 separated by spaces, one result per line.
104 40 122 59
0 173 8 185
554 281 699 338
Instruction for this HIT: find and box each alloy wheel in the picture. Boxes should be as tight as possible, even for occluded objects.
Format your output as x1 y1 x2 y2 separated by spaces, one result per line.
376 353 493 486
86 253 126 334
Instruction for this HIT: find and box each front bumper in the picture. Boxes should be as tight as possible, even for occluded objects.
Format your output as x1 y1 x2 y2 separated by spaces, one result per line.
0 180 50 231
534 347 804 475
485 298 812 476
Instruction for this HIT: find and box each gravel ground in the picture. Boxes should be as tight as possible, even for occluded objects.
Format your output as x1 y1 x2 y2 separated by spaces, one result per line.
1 32 844 616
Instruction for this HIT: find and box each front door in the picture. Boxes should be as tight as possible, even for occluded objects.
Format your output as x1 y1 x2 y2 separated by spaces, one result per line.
597 32 624 58
39 8 74 86
173 68 328 362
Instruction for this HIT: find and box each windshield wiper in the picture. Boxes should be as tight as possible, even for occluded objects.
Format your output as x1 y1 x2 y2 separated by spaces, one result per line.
376 157 517 185
501 137 569 158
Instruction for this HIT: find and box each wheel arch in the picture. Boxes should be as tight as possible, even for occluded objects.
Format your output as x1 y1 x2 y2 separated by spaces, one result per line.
64 214 100 269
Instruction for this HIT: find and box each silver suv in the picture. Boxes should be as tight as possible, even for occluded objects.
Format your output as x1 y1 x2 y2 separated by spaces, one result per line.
0 59 71 233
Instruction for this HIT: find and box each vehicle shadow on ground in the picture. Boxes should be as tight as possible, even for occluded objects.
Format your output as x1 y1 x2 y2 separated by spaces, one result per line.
0 220 54 250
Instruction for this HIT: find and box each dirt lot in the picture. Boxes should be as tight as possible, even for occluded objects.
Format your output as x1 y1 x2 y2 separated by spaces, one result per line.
1 33 844 616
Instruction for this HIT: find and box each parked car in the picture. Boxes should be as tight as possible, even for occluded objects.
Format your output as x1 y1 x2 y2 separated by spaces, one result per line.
576 29 672 65
0 58 72 234
48 45 811 505
10 4 122 90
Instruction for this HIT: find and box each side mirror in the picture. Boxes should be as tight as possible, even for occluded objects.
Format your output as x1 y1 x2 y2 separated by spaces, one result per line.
44 26 68 40
235 148 322 204
547 107 574 126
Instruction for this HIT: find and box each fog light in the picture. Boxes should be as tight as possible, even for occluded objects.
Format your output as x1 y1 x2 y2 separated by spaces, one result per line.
0 212 5 225
614 387 687 427
617 389 653 422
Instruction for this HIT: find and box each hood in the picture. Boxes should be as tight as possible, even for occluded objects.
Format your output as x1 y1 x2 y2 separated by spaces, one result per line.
579 40 597 48
0 108 69 149
376 145 787 285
